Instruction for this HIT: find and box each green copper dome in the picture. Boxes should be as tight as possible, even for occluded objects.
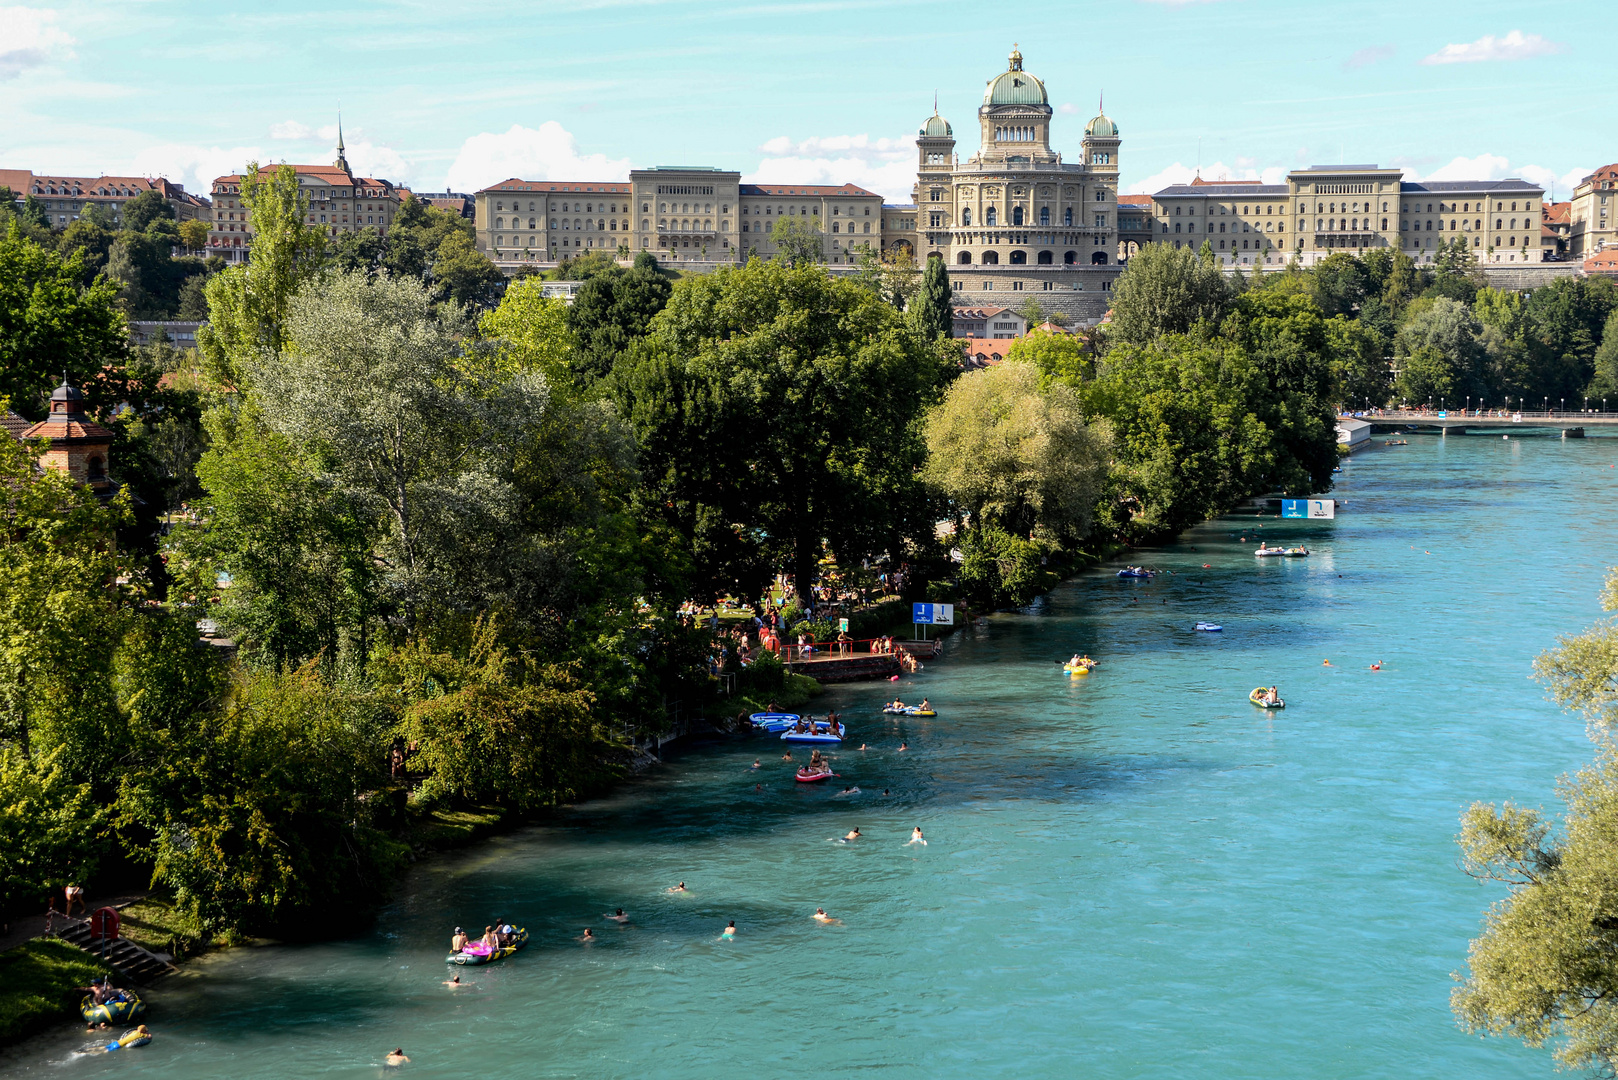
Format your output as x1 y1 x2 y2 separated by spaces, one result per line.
983 46 1047 106
1086 114 1118 138
921 113 953 138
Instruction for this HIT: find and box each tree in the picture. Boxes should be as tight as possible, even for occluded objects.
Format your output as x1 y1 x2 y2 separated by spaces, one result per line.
197 162 326 388
1325 314 1389 408
1453 573 1618 1072
1108 242 1231 345
1398 296 1486 401
1081 335 1275 541
252 270 546 628
565 261 673 384
120 190 174 233
429 231 506 310
851 247 920 311
1587 309 1618 400
178 218 211 254
769 217 823 268
0 223 129 416
377 618 615 810
915 254 954 339
0 745 108 914
922 362 1110 540
1522 276 1618 405
57 216 115 284
614 260 949 605
477 275 575 387
1006 328 1097 385
1394 345 1456 406
1309 253 1368 318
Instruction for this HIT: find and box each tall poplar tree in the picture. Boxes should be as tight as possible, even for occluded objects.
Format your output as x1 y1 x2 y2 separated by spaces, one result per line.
917 254 954 339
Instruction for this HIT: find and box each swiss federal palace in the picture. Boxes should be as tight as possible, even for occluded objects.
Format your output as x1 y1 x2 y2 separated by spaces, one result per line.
470 45 1561 318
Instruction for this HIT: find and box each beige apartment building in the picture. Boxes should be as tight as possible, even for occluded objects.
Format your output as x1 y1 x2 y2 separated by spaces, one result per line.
209 131 399 263
474 168 884 267
1568 165 1618 256
1150 164 1543 267
0 169 209 228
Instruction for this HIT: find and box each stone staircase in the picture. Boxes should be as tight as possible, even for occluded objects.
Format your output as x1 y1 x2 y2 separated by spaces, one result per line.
51 917 176 984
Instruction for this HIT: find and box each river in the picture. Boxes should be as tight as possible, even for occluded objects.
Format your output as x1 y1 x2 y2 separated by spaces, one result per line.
5 431 1615 1078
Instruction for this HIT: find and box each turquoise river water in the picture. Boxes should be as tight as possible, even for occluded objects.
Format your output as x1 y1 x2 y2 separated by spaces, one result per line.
6 432 1618 1079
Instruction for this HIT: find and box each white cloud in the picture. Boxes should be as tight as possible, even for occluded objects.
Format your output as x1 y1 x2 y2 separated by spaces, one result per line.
270 120 313 140
1515 164 1594 202
747 132 917 202
1058 103 1078 115
1399 154 1590 201
1344 44 1394 70
1421 30 1565 65
0 5 74 80
343 139 410 184
1127 160 1284 194
445 122 632 194
127 143 267 193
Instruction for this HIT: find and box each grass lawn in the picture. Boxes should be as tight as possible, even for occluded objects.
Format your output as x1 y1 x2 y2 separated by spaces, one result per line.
0 939 111 1045
118 897 205 960
403 805 510 850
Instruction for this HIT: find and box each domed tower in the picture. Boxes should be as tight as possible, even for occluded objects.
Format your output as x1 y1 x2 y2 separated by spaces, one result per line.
915 105 956 216
1083 105 1121 180
974 45 1058 167
22 378 117 497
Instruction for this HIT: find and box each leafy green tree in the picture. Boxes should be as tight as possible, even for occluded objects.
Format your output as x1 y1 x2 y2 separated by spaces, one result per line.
1587 310 1618 400
1325 314 1389 408
566 260 673 384
178 218 211 254
1522 276 1618 405
769 217 823 267
851 247 920 311
476 275 575 388
1309 252 1368 318
253 270 546 628
922 362 1110 539
175 272 210 320
1393 345 1456 406
0 745 108 913
120 190 174 233
1005 328 1097 384
18 194 52 232
430 231 506 310
915 254 954 339
614 260 948 605
956 525 1055 609
1109 242 1231 345
197 162 326 388
1081 335 1274 541
118 662 404 937
1397 296 1486 402
1427 237 1484 303
376 618 615 809
0 223 129 416
57 216 115 284
1453 573 1618 1072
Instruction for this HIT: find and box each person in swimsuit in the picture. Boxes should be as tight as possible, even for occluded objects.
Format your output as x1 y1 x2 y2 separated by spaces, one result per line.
722 921 736 938
898 741 908 751
751 760 761 769
607 909 629 923
813 909 841 924
385 1049 409 1067
909 827 927 846
581 929 595 942
844 827 861 841
782 750 793 761
443 974 464 988
668 882 688 893
450 927 467 952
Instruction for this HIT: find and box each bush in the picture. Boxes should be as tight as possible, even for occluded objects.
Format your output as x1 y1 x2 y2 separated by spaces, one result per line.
957 525 1058 609
0 940 111 1046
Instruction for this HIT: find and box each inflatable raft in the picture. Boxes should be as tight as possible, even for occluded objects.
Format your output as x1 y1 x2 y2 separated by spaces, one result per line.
1249 687 1285 709
782 722 844 744
105 1028 151 1051
448 927 529 966
80 993 144 1027
795 766 835 783
1116 568 1152 579
749 712 801 732
1195 622 1222 632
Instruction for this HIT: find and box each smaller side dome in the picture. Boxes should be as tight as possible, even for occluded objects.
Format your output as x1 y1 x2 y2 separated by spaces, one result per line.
1086 114 1118 138
50 378 85 404
921 113 953 138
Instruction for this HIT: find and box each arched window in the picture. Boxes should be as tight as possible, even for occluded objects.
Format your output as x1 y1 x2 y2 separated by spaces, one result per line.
958 251 972 264
982 250 1000 265
1037 250 1053 264
1010 250 1026 264
863 222 870 233
87 456 104 479
986 206 997 226
1039 207 1050 226
962 208 972 226
1013 206 1024 226
1064 207 1073 226
1064 250 1077 264
496 218 504 229
1091 251 1108 265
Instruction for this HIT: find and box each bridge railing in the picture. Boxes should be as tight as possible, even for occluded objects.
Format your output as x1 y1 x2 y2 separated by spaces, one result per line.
1344 409 1618 421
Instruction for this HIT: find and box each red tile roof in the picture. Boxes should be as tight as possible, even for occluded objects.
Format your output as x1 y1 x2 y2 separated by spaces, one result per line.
960 338 1011 364
952 305 1012 320
22 418 114 442
1 170 205 206
1584 249 1618 275
1117 194 1154 206
1 413 30 439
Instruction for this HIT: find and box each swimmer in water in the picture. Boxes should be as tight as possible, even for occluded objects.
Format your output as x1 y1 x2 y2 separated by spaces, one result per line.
839 786 860 795
882 789 891 796
722 920 736 938
781 751 793 761
581 928 595 942
1323 659 1332 666
443 974 464 988
1370 661 1382 671
606 909 629 923
667 882 688 893
755 783 763 792
844 827 861 841
898 741 908 751
385 1049 410 1067
751 760 760 769
909 826 927 846
813 908 842 925
859 743 868 750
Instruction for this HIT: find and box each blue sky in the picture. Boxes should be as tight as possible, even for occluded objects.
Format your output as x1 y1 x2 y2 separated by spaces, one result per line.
2 0 1612 203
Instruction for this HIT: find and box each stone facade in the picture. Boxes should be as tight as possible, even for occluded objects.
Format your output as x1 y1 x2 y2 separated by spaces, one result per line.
1150 164 1544 267
0 169 209 229
1568 165 1618 257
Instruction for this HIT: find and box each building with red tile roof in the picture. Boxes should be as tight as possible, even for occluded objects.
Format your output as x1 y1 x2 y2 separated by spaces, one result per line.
1542 201 1571 260
1570 166 1618 257
1 169 209 229
15 379 119 499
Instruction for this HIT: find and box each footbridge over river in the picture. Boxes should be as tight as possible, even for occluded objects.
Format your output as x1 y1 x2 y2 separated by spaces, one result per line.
1360 409 1618 436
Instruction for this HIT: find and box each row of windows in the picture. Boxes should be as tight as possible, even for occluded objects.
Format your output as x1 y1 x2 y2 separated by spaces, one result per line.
949 278 1114 292
994 125 1040 142
1169 198 1536 218
1168 220 1285 234
953 250 1109 265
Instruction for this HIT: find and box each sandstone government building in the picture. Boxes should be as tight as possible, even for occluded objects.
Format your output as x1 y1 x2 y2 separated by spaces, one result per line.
10 45 1610 324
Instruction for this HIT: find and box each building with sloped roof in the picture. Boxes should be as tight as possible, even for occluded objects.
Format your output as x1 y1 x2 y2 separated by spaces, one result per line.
1 169 209 228
209 124 400 263
475 169 884 268
1569 166 1618 257
15 380 120 500
1149 164 1544 268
